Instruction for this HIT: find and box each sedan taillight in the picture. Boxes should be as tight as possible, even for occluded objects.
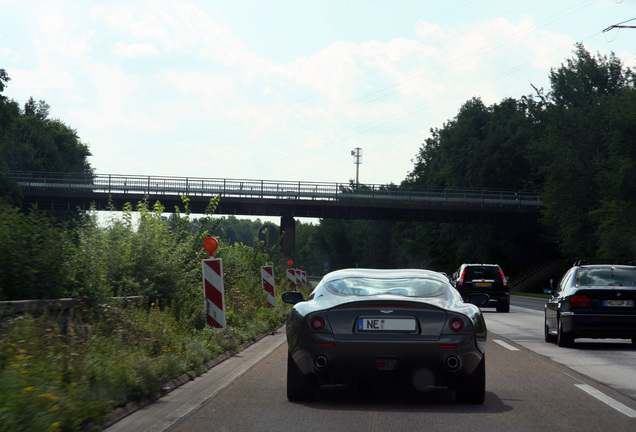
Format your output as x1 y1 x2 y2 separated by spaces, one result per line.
570 295 592 308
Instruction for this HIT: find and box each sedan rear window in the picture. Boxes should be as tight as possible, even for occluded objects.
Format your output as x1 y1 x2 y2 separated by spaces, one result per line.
576 267 636 286
325 277 447 298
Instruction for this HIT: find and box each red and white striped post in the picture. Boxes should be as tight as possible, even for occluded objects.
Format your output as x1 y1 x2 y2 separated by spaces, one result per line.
286 268 297 289
261 265 276 308
286 259 297 290
203 237 225 329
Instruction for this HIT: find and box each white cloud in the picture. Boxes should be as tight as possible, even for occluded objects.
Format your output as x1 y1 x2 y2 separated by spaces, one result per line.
2 0 633 187
112 42 160 58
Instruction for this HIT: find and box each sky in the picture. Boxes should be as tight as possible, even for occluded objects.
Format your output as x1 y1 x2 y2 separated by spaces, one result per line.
1 0 635 188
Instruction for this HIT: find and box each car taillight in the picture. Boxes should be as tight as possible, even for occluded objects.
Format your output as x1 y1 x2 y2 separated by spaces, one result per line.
449 317 465 333
309 316 325 331
499 268 507 288
457 268 466 287
570 295 592 308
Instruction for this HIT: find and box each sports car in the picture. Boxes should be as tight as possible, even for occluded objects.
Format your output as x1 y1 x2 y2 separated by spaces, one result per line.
282 268 488 403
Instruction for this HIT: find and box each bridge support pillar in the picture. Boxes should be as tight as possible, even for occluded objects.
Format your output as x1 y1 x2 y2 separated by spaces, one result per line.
280 215 296 256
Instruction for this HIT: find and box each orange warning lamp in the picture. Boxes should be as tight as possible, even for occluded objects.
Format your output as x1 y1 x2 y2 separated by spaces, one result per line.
203 237 219 256
287 259 294 268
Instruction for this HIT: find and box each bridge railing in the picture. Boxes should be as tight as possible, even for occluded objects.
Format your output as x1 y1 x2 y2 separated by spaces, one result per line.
6 171 543 207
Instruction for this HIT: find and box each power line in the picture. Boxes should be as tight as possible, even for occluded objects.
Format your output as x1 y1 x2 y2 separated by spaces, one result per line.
603 16 636 32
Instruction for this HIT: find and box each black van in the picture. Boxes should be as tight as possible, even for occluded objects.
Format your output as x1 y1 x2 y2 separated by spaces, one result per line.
451 264 510 312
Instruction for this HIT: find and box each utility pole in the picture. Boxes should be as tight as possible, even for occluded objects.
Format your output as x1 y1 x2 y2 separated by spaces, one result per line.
351 147 362 188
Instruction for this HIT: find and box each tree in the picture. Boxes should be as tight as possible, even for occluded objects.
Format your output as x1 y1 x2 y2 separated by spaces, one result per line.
0 70 93 204
536 44 636 257
406 97 534 191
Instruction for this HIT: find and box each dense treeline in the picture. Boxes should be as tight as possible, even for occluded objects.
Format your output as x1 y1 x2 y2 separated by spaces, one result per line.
292 44 636 277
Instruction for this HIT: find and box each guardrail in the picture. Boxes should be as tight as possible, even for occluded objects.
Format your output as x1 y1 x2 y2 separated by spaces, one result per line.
0 296 143 314
5 171 543 207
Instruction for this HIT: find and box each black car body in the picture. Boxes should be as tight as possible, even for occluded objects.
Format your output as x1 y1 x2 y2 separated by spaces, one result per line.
544 261 636 347
282 268 488 403
451 264 510 312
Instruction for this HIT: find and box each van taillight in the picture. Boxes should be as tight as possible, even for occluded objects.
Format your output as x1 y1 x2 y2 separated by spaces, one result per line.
499 268 507 287
457 268 466 287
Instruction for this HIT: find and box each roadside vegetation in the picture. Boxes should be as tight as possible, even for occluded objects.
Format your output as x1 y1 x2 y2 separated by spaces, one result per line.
0 199 303 431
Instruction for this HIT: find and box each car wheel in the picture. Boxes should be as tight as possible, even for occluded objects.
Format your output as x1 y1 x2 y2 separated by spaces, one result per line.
557 319 574 348
456 355 485 404
496 302 510 313
544 317 557 343
287 353 315 402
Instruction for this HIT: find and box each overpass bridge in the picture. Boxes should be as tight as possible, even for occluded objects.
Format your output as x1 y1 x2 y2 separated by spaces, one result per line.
6 171 544 254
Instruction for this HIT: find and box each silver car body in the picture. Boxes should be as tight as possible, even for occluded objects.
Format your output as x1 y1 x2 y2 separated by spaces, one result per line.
284 268 487 403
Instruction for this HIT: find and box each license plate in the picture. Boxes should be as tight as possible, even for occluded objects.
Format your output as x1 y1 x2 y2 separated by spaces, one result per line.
357 317 416 332
475 282 492 287
603 299 634 307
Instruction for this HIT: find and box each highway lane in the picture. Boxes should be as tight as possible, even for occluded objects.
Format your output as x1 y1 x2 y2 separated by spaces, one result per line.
168 339 636 431
107 295 636 431
490 296 636 401
164 297 636 432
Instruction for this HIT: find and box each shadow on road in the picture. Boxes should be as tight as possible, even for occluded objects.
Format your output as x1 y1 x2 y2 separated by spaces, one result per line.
298 384 512 414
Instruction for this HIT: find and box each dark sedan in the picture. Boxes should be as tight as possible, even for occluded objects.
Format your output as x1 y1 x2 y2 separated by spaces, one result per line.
282 268 488 403
544 261 636 347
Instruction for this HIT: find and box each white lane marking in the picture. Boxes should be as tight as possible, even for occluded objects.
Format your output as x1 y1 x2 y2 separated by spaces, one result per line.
493 339 519 351
575 384 636 418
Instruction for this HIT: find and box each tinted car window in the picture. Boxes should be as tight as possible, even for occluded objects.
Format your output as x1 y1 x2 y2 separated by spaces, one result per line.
463 266 502 281
576 267 636 286
326 277 446 298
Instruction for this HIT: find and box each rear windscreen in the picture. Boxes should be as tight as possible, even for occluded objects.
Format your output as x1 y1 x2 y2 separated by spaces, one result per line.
576 268 636 286
464 266 502 281
325 277 447 298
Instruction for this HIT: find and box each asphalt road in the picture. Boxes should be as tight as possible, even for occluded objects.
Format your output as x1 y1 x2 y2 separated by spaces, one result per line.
106 296 636 432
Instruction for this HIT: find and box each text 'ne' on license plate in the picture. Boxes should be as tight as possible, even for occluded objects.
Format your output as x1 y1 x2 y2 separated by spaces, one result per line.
357 317 416 331
603 299 634 307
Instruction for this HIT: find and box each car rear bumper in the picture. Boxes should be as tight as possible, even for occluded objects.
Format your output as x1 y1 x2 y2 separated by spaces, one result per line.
560 312 636 339
290 335 484 390
458 290 509 307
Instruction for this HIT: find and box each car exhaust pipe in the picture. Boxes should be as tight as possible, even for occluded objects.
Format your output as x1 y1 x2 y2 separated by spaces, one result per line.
446 356 460 371
314 355 328 370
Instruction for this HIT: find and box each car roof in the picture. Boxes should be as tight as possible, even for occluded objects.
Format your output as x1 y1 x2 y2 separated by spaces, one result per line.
573 259 636 267
322 268 449 284
576 264 636 269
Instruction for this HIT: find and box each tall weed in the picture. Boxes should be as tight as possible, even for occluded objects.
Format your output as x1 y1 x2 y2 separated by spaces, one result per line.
0 198 296 430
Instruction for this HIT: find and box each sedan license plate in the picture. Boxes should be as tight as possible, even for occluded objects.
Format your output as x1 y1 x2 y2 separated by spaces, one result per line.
603 299 634 307
357 317 416 332
475 282 492 287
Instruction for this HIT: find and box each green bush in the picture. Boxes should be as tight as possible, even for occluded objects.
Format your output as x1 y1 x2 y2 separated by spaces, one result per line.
0 206 76 300
0 199 298 430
